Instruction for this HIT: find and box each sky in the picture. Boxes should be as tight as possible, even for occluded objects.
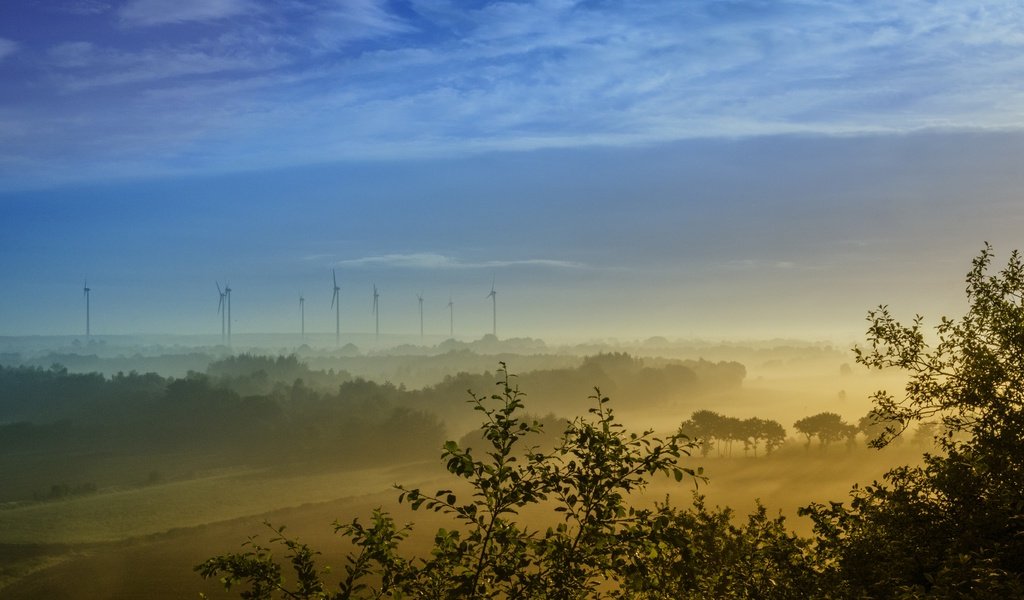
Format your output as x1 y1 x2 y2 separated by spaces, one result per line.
2 0 1024 342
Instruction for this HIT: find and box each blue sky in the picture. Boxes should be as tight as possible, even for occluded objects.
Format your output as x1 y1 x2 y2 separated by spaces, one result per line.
2 1 1024 341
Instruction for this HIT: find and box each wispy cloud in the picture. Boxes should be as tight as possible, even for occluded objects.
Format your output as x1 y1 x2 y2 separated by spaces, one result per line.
47 42 99 69
7 0 1024 186
51 1 113 16
330 253 585 270
0 38 18 62
310 0 415 47
48 43 285 91
118 0 253 26
722 259 803 271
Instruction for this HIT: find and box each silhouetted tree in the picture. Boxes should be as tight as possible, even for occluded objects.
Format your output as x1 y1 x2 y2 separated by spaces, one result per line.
679 410 726 457
804 245 1024 596
793 412 852 450
760 419 787 455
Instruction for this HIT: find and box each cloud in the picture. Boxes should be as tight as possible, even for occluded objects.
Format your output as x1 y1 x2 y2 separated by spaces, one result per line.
722 259 802 271
10 0 1024 187
311 0 415 46
0 38 18 62
330 253 585 270
119 0 253 26
47 42 98 68
44 36 289 92
51 1 113 16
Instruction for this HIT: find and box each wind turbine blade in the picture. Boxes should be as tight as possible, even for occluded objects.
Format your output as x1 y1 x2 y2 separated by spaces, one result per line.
333 269 337 288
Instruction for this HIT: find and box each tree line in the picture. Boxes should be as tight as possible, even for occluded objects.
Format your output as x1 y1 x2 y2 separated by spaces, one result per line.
678 409 913 458
0 351 744 503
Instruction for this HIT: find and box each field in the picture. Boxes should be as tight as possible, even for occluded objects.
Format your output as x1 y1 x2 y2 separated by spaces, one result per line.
0 444 924 598
0 458 448 593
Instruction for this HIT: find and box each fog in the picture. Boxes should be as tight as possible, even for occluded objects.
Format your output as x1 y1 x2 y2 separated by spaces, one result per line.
0 333 928 597
5 1 1024 596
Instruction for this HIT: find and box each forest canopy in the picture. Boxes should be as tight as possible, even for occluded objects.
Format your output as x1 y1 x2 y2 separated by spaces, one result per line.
0 352 743 504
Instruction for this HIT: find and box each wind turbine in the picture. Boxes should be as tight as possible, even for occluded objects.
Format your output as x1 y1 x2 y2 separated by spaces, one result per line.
331 269 341 346
487 277 497 337
372 283 380 341
417 293 424 339
216 282 226 343
299 294 305 341
447 295 454 338
224 281 232 347
83 279 91 338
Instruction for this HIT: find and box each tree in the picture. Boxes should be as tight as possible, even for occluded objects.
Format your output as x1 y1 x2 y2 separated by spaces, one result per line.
759 419 787 455
793 412 851 450
678 409 726 457
681 413 786 458
738 418 759 456
856 409 900 448
853 244 1024 447
803 245 1024 596
792 415 816 449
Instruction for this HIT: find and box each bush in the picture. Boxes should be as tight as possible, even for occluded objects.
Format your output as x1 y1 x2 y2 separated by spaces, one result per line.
802 245 1024 596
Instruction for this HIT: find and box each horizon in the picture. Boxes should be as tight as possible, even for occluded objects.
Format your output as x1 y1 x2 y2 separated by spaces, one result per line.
0 330 858 353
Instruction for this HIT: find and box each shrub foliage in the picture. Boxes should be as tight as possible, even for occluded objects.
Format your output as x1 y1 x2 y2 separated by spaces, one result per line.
803 244 1024 597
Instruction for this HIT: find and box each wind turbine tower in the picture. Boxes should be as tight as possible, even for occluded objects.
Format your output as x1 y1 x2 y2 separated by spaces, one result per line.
83 279 91 338
225 282 232 347
216 282 226 343
372 284 380 341
417 293 424 339
487 277 497 338
331 269 341 346
447 295 454 338
300 294 305 341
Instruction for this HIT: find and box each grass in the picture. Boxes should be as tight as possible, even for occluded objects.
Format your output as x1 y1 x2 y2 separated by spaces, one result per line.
0 460 441 545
